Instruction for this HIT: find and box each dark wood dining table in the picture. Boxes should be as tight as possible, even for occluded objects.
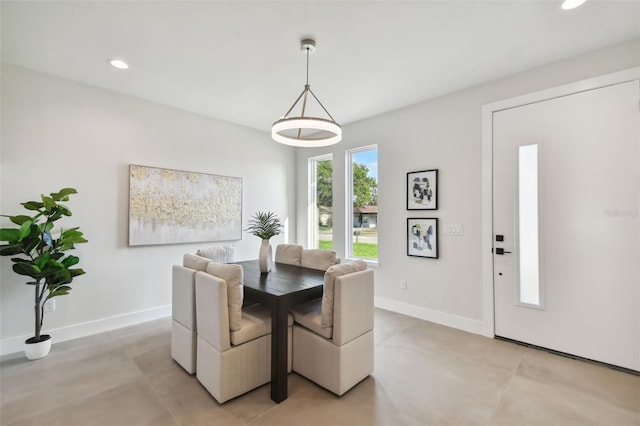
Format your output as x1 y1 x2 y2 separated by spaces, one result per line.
235 259 325 403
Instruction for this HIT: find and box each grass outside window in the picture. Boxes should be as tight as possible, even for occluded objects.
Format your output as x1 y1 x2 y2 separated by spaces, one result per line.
319 240 378 260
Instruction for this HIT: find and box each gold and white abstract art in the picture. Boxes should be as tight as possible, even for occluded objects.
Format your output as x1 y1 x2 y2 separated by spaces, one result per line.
128 165 242 246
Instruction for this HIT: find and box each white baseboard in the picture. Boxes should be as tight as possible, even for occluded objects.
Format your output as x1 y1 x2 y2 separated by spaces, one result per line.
374 296 486 336
2 300 486 356
0 304 171 356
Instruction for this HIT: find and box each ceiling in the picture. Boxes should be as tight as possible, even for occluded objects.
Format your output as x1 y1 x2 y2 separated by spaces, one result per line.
2 1 639 133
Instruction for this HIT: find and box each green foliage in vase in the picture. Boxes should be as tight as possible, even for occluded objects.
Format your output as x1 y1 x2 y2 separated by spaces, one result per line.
244 211 283 240
0 188 88 342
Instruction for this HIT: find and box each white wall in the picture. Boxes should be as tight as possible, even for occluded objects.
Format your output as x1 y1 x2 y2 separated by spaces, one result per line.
0 64 296 354
295 38 640 335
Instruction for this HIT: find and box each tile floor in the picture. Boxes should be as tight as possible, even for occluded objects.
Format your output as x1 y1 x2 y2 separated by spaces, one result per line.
1 309 638 425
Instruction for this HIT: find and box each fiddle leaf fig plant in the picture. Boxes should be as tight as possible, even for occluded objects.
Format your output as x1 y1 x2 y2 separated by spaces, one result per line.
244 211 283 240
0 188 88 342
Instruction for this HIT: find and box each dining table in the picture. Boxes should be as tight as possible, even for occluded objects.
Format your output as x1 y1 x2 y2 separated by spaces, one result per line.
235 259 325 403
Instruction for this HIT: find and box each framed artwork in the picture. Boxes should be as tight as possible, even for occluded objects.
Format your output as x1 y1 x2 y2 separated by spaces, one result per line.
407 218 438 258
407 169 438 210
128 165 243 246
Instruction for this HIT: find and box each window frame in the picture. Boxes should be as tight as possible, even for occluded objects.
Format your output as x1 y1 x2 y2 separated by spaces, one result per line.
308 154 333 250
345 144 378 263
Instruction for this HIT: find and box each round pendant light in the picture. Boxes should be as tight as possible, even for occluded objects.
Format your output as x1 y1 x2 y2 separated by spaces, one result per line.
272 39 342 147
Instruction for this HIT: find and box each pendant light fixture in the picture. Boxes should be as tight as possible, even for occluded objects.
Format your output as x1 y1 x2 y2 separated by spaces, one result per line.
272 39 342 147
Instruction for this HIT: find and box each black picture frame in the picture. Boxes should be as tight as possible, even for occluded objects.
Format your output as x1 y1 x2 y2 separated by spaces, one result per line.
407 169 438 210
407 217 438 259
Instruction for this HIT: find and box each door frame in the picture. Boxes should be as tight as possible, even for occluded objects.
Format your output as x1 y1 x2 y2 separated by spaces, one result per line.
480 67 640 338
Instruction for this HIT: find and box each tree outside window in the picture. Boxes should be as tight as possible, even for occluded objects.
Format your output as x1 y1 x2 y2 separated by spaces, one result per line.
349 147 378 260
310 148 378 260
311 156 333 249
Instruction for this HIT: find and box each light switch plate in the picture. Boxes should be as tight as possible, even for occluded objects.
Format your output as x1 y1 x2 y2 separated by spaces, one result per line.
443 224 463 236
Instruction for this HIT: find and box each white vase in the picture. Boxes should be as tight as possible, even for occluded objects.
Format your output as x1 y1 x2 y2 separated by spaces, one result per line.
25 334 52 360
258 239 273 273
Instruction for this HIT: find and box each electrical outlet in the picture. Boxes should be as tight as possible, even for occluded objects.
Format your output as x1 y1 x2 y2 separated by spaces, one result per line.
400 279 407 290
44 299 56 312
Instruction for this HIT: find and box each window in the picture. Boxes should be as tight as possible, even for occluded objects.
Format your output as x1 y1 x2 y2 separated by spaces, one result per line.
518 144 541 306
308 155 333 249
347 146 378 261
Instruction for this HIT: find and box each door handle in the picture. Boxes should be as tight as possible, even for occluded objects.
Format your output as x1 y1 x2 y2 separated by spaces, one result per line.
495 248 512 255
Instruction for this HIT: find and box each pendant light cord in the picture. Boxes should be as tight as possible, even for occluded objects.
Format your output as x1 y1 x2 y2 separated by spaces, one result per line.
306 46 310 86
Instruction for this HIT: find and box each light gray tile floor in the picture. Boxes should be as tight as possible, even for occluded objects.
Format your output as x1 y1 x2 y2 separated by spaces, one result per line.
1 309 638 426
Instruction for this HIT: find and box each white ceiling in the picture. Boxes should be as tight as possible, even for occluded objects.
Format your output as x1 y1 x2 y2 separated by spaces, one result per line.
2 1 639 133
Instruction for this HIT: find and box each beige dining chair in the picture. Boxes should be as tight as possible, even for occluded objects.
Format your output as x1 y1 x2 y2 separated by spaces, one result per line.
290 260 374 395
274 244 303 266
195 262 293 403
300 248 337 271
196 244 235 263
171 253 213 374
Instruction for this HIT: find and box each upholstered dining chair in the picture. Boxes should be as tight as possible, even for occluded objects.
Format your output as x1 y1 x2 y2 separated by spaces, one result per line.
274 244 303 266
195 262 293 403
171 253 212 374
290 260 374 396
300 248 337 271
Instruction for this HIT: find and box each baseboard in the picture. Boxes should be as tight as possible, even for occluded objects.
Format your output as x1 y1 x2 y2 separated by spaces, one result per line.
2 299 484 356
374 297 485 336
0 304 172 356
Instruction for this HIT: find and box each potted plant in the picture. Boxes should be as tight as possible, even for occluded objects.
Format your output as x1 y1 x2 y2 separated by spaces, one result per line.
0 188 88 360
244 211 282 273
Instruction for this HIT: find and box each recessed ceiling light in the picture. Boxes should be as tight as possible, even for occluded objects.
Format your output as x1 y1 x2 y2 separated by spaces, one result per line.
108 59 129 70
561 0 587 10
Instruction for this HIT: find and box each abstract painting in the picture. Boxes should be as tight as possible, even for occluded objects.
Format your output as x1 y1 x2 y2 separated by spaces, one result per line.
407 169 438 210
407 217 438 258
129 165 242 246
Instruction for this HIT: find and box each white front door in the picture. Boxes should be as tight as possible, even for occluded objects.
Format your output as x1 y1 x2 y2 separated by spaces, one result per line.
492 78 639 371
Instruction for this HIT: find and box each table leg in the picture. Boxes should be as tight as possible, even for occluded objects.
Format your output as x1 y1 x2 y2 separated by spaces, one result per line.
270 297 289 403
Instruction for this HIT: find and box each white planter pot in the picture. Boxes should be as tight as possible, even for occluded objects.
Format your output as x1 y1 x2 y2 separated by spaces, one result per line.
258 239 273 273
25 334 52 360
